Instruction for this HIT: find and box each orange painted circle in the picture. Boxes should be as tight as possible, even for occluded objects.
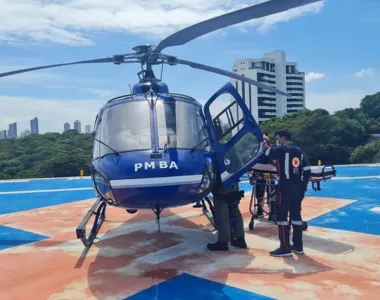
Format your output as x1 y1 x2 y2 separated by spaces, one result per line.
292 157 300 168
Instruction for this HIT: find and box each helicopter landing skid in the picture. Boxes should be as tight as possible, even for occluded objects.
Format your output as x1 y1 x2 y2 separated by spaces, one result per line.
76 197 107 248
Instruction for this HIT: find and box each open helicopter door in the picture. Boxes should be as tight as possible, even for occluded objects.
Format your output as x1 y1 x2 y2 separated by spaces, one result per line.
203 82 265 188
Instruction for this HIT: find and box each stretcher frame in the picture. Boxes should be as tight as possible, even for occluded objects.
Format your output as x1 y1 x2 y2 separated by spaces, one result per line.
247 171 280 230
246 164 336 231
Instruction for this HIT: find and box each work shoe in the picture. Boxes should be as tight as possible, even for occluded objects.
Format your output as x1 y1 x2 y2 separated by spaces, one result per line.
207 241 229 251
290 245 304 254
269 247 292 257
231 237 247 249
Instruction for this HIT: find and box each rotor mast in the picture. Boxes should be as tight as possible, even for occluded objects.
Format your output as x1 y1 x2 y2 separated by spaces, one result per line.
133 45 169 94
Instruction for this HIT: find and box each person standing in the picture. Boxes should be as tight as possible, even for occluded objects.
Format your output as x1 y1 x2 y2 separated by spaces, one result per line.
207 121 247 251
206 163 247 251
263 129 311 257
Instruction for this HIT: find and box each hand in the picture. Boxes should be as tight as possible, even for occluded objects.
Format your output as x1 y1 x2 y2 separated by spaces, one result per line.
262 136 270 148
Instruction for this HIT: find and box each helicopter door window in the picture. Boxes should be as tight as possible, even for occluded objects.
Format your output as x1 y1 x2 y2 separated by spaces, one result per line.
96 100 151 156
209 91 260 173
209 92 244 144
223 131 259 173
156 99 209 150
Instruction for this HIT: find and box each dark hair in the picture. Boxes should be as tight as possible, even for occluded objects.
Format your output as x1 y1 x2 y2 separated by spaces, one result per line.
275 129 291 140
262 131 268 136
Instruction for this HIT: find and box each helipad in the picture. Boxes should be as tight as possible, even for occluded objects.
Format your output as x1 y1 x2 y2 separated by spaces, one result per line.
0 165 379 299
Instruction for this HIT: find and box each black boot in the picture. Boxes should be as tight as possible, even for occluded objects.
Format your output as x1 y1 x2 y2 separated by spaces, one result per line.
207 241 229 251
291 223 304 254
231 237 247 249
270 224 292 257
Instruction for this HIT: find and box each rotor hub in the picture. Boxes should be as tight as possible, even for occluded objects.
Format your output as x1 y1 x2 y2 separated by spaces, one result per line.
132 44 154 54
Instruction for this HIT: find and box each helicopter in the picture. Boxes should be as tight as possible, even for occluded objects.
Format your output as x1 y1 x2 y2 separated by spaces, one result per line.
0 0 323 248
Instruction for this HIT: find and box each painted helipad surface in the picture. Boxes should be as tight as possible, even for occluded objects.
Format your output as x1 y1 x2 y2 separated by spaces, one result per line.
0 165 380 299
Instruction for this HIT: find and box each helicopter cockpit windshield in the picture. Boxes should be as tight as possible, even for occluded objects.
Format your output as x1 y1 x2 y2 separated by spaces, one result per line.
156 98 209 151
93 97 210 158
94 100 151 157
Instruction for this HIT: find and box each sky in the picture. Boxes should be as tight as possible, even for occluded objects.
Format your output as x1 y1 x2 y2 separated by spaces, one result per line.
0 0 379 134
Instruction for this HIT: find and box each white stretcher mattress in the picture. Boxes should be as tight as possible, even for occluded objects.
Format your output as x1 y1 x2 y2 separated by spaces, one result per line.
250 163 336 181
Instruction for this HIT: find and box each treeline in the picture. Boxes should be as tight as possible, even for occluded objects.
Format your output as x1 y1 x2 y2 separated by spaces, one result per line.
260 91 380 165
0 92 379 179
0 130 92 180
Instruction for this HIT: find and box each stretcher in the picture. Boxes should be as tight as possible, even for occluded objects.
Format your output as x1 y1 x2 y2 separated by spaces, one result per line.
247 163 336 231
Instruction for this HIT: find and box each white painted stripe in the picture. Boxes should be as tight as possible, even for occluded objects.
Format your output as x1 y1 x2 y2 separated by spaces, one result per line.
332 176 380 180
0 187 93 195
370 207 380 213
110 175 203 188
0 179 31 183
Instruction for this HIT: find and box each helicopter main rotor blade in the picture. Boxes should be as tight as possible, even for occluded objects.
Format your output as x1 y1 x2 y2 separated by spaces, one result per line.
175 58 290 96
0 54 139 78
153 0 322 53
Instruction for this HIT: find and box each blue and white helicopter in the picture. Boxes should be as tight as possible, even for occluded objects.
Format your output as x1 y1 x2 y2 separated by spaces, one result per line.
0 0 323 247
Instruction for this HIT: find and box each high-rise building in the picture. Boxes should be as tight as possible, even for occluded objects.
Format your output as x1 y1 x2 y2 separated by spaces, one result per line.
8 122 17 139
0 130 6 140
30 117 39 134
74 120 81 133
64 122 70 132
85 124 92 134
20 130 31 138
230 50 305 125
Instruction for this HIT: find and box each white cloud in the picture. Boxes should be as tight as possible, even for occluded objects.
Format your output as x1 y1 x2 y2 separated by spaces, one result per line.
305 72 325 83
354 68 375 78
80 88 113 97
0 95 104 134
0 0 324 46
305 89 375 113
0 61 114 97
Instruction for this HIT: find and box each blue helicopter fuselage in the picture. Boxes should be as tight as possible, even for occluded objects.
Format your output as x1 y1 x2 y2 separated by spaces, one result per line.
91 89 216 210
93 149 214 209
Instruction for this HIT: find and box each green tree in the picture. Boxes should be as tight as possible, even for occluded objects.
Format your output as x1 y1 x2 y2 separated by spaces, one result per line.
350 141 380 164
0 132 93 180
260 108 368 165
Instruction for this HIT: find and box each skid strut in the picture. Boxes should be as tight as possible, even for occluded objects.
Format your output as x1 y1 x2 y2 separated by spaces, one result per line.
200 196 216 228
153 206 164 233
76 197 107 247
